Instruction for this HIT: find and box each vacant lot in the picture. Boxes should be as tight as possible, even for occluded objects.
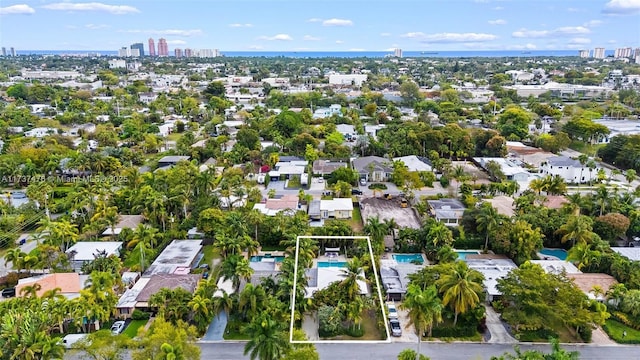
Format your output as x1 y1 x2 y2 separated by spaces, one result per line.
360 197 422 229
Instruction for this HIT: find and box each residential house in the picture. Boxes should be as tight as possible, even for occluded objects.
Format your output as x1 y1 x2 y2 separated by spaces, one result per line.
68 123 96 136
364 124 386 139
427 198 466 226
253 195 300 216
568 273 618 301
139 92 158 104
473 157 531 182
274 160 308 180
157 155 190 170
144 240 203 277
393 155 433 172
335 124 356 139
328 74 368 86
312 104 342 119
592 119 640 144
540 156 597 184
24 127 58 138
352 156 393 182
157 123 174 137
611 247 640 262
116 274 201 317
380 263 424 301
66 241 123 272
464 257 517 302
312 160 348 176
16 273 88 299
102 214 144 236
319 198 354 219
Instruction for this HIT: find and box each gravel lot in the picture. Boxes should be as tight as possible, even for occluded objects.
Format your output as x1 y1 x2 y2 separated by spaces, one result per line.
360 197 422 229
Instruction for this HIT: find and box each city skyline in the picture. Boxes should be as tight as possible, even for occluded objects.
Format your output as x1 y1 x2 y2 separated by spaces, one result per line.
0 0 639 51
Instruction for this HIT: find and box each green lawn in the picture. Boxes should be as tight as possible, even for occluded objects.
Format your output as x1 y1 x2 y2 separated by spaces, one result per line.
165 132 183 141
200 245 219 267
327 310 385 341
223 319 250 340
123 319 147 338
603 319 640 344
349 206 363 232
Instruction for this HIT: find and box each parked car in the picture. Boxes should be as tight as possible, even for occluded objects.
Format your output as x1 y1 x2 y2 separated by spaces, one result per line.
386 302 398 319
111 321 125 335
390 319 402 337
11 191 26 199
1 287 16 298
351 189 363 195
360 178 367 186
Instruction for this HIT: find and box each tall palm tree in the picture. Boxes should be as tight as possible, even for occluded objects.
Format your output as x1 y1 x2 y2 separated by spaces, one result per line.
567 242 601 271
220 254 254 292
243 314 290 360
594 185 610 216
364 216 388 251
339 257 367 302
475 203 500 251
557 215 594 246
436 261 484 325
399 284 443 360
128 224 159 250
239 284 267 320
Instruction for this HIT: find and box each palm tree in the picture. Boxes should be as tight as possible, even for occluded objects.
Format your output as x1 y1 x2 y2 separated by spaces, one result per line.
239 284 267 320
245 209 264 242
557 215 594 246
528 178 546 195
624 169 637 186
594 185 610 216
243 314 290 360
399 284 443 360
475 203 500 251
188 294 212 332
220 254 254 292
339 257 367 302
128 224 159 250
436 261 484 325
364 216 388 249
577 154 589 188
567 242 601 271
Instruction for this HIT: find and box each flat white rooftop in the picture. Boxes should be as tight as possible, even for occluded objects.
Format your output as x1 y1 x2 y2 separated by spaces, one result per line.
611 247 640 262
144 240 202 276
66 241 123 261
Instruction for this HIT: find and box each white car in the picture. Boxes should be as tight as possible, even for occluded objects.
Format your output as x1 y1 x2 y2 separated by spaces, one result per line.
386 302 398 319
110 321 125 335
360 178 367 186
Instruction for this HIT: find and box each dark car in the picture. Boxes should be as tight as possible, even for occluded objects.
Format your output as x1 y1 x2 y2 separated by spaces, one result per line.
351 189 363 195
1 287 16 298
390 319 402 337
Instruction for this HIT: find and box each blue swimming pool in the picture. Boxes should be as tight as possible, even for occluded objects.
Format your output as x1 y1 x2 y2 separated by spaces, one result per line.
250 256 285 262
539 248 568 261
317 261 347 268
456 250 481 260
392 254 424 264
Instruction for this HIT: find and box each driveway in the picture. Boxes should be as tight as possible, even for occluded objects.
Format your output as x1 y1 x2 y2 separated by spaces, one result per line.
484 305 517 344
302 312 319 341
393 307 418 343
202 311 228 341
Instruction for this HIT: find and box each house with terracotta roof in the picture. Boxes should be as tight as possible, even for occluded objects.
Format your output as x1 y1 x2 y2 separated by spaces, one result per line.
253 195 300 216
16 273 88 299
568 273 618 302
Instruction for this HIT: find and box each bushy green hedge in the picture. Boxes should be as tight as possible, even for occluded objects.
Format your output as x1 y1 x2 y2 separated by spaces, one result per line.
430 325 477 338
132 309 151 320
368 183 387 190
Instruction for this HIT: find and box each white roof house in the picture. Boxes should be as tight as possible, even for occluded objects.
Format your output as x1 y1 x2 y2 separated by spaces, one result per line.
474 157 531 182
611 247 640 262
393 155 433 172
24 127 58 138
66 241 123 272
305 267 368 298
328 74 368 86
464 258 518 301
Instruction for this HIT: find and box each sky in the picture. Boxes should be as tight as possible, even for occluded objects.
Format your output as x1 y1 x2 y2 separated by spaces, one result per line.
0 0 639 52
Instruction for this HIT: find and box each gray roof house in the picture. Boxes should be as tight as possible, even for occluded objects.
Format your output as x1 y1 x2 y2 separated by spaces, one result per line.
427 199 466 226
312 160 348 176
352 156 393 182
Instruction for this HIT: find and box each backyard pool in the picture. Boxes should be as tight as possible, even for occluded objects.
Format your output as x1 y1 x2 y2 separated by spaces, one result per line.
392 254 424 264
317 261 347 268
539 248 568 261
250 255 285 262
455 250 481 260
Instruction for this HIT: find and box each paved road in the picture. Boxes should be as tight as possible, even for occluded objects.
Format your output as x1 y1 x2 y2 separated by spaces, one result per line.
65 341 640 360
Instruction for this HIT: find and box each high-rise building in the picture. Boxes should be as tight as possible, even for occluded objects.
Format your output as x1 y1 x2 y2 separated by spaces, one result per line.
130 43 144 57
158 38 169 56
174 48 183 58
1 47 6 56
394 48 403 58
118 47 140 57
148 38 156 57
578 50 589 58
593 47 605 59
184 48 192 57
614 47 633 58
10 47 16 56
634 48 640 58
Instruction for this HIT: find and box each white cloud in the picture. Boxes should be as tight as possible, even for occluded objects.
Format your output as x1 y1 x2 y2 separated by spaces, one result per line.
85 23 109 30
335 40 344 44
493 6 504 10
229 23 253 28
307 18 322 22
42 2 139 14
567 7 582 12
608 39 618 44
583 19 603 27
603 0 640 14
166 40 187 45
0 4 35 15
402 32 497 43
303 35 321 41
488 19 507 25
322 18 353 26
380 32 391 37
512 26 590 38
569 37 591 44
258 34 293 41
119 29 203 37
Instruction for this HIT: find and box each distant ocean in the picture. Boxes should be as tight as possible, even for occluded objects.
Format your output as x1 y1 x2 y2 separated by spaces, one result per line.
16 50 615 58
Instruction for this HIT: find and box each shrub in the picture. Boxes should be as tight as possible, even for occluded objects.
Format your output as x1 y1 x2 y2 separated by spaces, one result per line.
439 176 450 188
318 306 343 337
345 325 364 337
430 325 477 338
368 183 387 190
578 326 592 342
132 309 151 320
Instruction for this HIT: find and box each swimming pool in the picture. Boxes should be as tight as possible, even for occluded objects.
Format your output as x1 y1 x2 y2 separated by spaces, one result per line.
539 248 567 261
455 250 481 260
250 256 285 262
392 254 424 264
317 261 347 268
